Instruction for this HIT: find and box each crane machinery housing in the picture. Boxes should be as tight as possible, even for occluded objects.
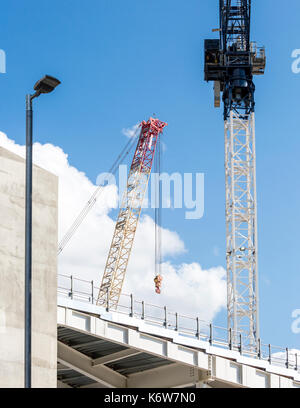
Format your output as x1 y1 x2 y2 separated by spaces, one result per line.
97 118 167 309
204 0 266 348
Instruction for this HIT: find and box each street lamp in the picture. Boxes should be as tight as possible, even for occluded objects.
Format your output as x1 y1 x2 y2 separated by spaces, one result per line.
25 75 60 389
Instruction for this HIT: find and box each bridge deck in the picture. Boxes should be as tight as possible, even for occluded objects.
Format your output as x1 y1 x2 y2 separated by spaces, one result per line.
57 296 300 388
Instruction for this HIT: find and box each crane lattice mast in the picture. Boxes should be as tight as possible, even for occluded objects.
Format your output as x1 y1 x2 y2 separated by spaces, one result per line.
97 118 167 309
205 0 266 347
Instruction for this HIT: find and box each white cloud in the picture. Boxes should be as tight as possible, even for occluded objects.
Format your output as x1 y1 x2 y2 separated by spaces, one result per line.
122 123 140 139
272 349 300 369
213 246 220 257
0 131 227 322
123 260 226 322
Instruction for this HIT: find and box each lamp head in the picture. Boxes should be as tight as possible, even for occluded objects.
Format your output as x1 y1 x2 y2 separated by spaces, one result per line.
33 75 61 95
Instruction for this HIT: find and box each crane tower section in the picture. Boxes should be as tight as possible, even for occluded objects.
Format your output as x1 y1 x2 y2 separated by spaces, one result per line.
97 118 167 309
204 0 266 347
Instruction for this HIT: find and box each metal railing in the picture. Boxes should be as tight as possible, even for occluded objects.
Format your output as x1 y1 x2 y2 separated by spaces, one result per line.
57 274 300 374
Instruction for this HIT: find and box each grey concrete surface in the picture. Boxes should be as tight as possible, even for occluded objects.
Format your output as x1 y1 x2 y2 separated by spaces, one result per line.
0 147 58 388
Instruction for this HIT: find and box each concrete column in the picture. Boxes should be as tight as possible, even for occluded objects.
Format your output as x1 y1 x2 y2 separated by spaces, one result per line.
0 147 58 388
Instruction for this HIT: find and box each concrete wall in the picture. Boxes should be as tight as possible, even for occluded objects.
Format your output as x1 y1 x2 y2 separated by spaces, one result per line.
0 147 58 388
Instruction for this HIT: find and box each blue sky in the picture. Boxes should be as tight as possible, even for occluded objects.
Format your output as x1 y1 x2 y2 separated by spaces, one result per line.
0 0 300 349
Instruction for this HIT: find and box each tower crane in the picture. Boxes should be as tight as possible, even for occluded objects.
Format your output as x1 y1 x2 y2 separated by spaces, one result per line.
204 0 266 347
97 118 167 309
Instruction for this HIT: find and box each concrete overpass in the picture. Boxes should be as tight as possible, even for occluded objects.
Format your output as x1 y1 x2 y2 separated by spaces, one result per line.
57 289 300 389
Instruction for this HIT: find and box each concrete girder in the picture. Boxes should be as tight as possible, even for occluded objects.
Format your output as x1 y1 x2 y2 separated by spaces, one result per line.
92 349 141 367
127 363 212 388
57 380 72 388
57 341 126 388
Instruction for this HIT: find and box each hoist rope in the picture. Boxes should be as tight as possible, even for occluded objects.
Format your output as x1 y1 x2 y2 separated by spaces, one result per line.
154 135 162 279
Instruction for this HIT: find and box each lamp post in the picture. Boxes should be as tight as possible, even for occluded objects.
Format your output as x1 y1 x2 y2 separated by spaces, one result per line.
25 75 60 388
